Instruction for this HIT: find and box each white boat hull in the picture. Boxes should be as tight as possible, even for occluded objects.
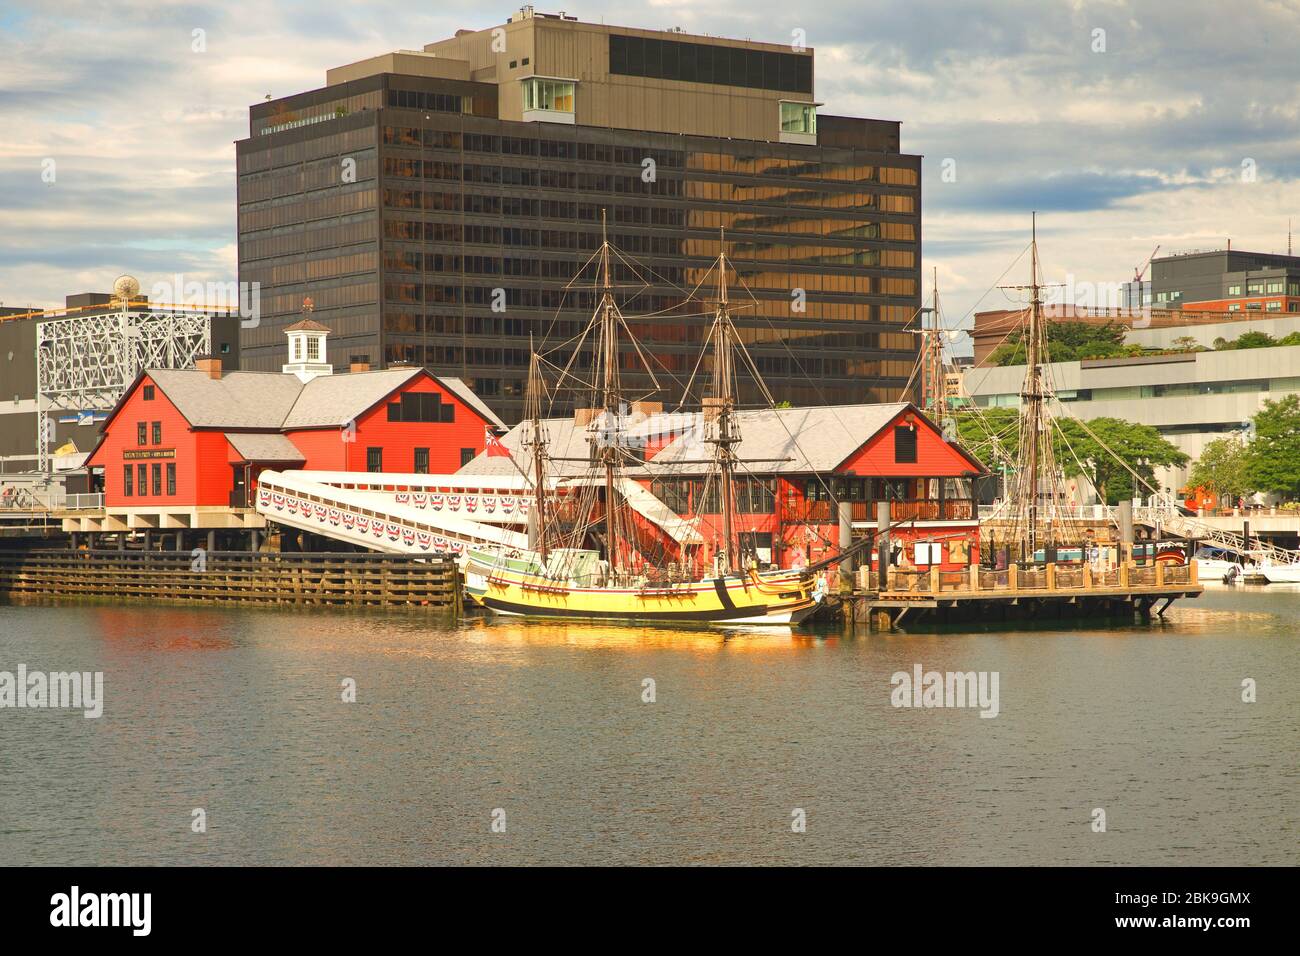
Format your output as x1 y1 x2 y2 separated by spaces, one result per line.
1259 562 1300 584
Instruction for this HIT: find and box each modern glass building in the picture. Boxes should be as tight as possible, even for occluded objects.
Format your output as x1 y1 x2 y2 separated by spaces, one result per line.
235 9 922 423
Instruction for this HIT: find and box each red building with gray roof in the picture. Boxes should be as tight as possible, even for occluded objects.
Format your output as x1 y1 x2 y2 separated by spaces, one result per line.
459 401 986 571
82 324 504 538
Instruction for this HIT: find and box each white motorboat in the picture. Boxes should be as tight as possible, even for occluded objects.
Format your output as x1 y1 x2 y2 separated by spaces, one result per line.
1257 560 1300 584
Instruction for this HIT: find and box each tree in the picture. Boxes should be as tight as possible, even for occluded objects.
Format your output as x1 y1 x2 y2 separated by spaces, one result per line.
1170 335 1206 353
1244 395 1300 497
1217 330 1277 351
954 408 1019 471
1186 434 1252 501
989 320 1129 366
1054 417 1189 505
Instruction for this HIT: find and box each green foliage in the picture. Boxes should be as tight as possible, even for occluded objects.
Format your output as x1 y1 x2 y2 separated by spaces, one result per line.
1244 395 1300 496
1170 335 1207 353
1213 330 1300 351
1216 330 1279 350
989 321 1129 366
954 408 1019 470
1186 434 1252 500
956 409 1188 504
1055 417 1189 504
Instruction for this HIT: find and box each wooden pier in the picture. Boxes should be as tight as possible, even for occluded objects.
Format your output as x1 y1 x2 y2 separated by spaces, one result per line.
0 549 460 616
836 559 1202 629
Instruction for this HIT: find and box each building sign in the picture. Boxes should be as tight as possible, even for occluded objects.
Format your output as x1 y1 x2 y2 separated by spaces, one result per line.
122 448 176 460
57 411 108 425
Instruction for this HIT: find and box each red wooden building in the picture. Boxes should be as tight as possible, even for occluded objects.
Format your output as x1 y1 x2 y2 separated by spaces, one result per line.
84 323 504 528
460 401 987 571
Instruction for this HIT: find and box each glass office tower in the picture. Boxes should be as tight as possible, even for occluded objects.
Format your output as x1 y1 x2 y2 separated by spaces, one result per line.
236 13 922 423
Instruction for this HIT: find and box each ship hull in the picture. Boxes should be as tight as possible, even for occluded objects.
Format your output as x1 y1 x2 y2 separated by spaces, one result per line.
465 556 820 627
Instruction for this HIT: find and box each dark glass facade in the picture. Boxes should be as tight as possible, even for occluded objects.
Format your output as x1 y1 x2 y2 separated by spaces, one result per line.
608 34 813 93
237 73 921 423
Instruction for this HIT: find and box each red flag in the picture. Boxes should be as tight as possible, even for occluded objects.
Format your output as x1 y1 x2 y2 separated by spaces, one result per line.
485 427 511 458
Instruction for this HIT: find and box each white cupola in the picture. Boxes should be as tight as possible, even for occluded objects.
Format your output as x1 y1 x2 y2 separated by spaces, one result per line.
282 317 333 383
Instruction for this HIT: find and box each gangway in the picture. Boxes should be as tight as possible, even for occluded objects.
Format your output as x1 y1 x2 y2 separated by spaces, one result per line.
1135 502 1300 565
255 470 528 557
276 470 702 545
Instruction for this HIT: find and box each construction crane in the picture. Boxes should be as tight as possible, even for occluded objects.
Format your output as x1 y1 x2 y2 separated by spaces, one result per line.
1134 244 1160 282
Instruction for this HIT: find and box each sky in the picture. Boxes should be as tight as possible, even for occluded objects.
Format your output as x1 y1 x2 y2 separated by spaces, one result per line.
2 0 1299 344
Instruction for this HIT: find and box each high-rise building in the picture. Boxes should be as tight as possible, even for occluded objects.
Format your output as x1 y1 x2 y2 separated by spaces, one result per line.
236 8 922 422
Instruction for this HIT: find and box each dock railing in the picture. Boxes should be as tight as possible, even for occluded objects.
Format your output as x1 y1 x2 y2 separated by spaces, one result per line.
875 558 1200 600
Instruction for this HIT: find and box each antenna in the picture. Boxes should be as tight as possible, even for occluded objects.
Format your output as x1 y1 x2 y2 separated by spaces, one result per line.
112 275 140 312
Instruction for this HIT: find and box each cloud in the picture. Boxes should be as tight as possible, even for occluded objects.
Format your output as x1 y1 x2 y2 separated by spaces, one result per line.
1 0 1297 339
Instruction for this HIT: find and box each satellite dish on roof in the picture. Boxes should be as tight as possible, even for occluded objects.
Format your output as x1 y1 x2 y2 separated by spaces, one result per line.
112 275 140 309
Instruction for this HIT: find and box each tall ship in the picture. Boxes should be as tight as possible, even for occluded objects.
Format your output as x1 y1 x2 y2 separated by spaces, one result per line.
463 222 823 625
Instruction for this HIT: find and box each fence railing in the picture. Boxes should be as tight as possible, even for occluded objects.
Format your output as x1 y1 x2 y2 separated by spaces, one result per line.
873 558 1200 596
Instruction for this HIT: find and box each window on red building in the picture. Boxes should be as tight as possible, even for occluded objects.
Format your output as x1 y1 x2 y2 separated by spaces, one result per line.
151 464 161 496
152 421 162 444
460 448 475 467
123 465 133 497
166 463 176 496
137 464 147 495
414 448 429 473
894 425 917 463
143 385 155 401
137 422 147 445
367 448 383 472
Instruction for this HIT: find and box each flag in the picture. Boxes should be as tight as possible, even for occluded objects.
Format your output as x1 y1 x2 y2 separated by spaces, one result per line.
485 427 511 458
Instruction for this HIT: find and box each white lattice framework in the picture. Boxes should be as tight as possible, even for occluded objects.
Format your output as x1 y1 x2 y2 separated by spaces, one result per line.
35 309 213 473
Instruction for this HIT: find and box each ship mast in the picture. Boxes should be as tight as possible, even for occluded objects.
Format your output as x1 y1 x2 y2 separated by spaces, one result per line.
709 231 742 574
1023 214 1043 557
524 340 549 561
596 211 624 575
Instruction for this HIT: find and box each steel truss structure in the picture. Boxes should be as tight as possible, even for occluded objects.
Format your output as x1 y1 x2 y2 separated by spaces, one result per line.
35 309 213 473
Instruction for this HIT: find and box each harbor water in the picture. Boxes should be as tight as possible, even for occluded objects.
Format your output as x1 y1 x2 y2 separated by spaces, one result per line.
1 587 1295 866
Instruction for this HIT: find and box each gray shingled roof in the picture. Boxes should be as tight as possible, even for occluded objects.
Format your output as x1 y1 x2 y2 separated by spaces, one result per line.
225 432 306 462
147 370 303 429
440 376 507 429
282 368 421 429
650 403 911 475
148 367 508 434
457 415 593 478
457 403 914 478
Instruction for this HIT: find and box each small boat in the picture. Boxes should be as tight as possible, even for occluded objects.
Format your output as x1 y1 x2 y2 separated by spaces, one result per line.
1192 548 1245 583
1257 560 1300 584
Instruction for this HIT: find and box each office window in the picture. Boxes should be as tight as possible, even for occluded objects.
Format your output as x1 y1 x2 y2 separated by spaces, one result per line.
166 463 176 495
152 421 162 444
123 465 133 497
1267 301 1282 311
137 464 147 495
608 34 812 93
137 422 147 445
414 448 429 474
522 78 575 113
461 448 475 467
894 425 918 464
142 385 155 401
151 464 162 496
367 447 383 472
780 102 817 135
